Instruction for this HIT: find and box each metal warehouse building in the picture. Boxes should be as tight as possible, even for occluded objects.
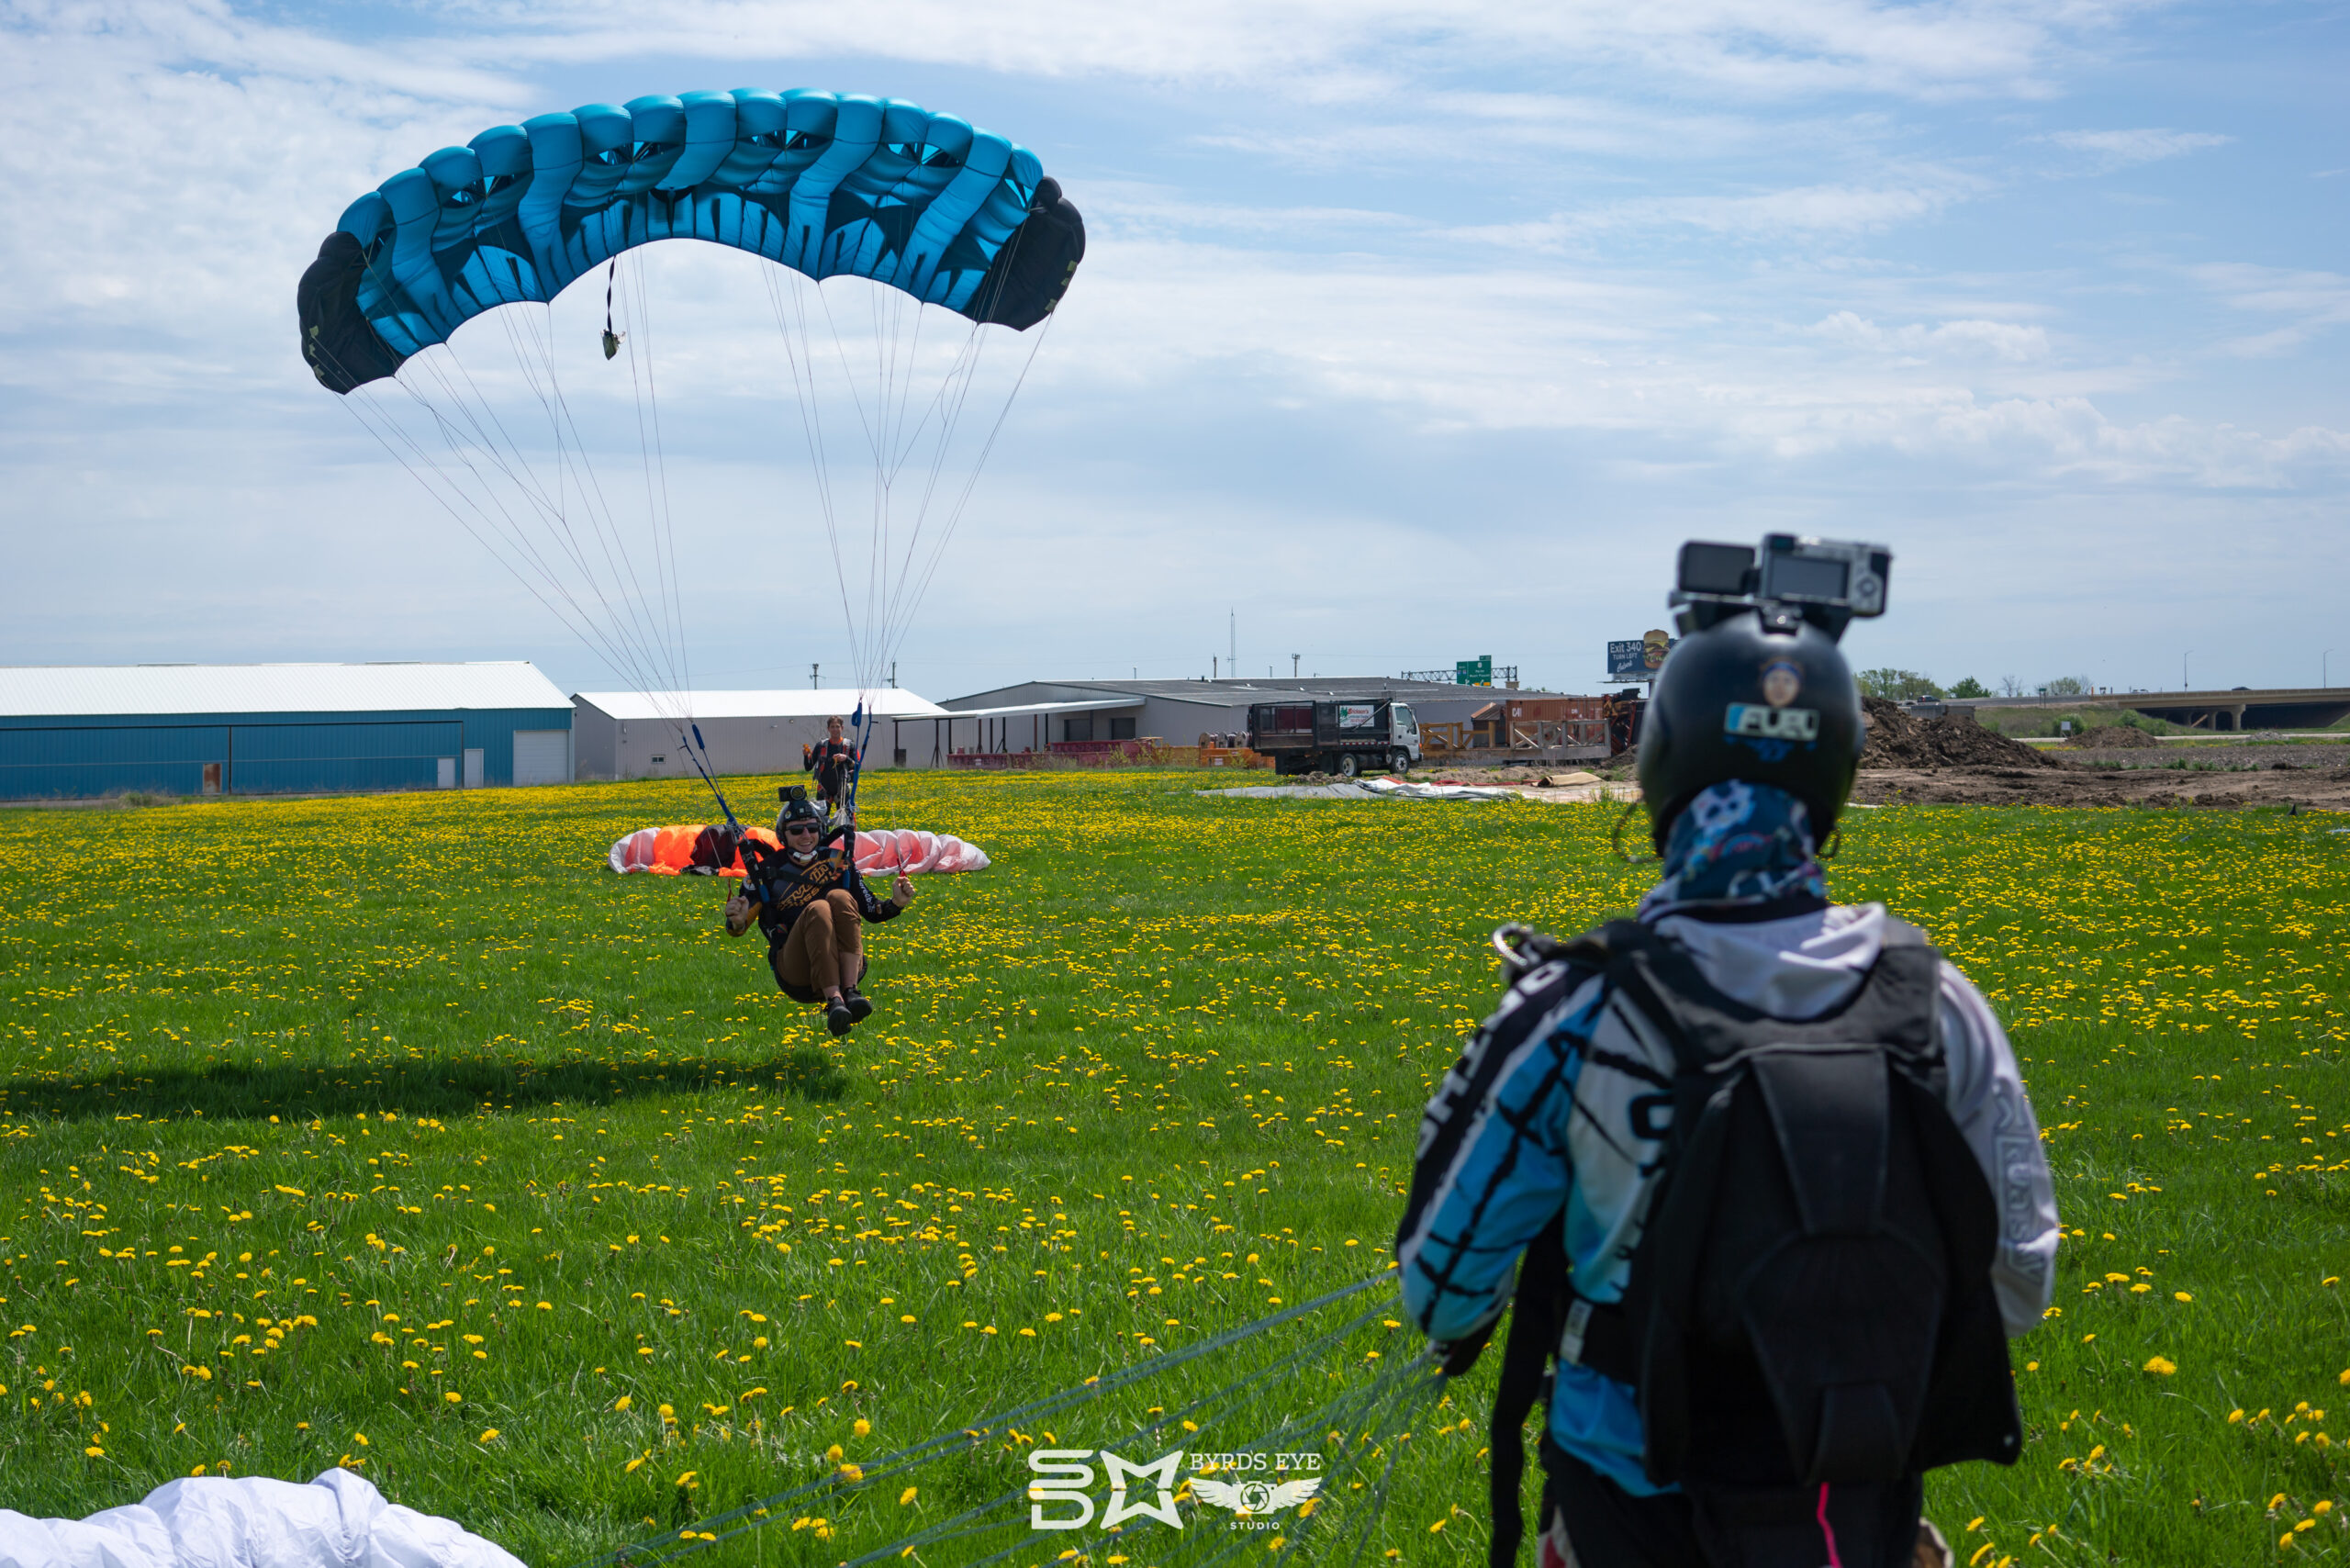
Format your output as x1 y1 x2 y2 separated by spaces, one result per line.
572 689 950 780
0 663 575 800
939 676 1572 751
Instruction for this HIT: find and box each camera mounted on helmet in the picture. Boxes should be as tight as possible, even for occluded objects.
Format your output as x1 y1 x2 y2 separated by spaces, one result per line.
775 784 827 856
1636 534 1893 851
1669 534 1890 643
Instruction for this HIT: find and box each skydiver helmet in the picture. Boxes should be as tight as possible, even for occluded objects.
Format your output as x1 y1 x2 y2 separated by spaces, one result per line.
776 786 825 859
1635 536 1889 850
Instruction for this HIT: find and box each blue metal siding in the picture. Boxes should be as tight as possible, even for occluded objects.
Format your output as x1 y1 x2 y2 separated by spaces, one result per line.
229 721 462 794
0 724 228 799
0 706 571 799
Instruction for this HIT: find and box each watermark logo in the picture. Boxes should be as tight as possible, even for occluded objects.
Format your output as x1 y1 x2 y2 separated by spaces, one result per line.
1190 1474 1323 1518
1025 1450 1324 1531
1028 1449 1183 1531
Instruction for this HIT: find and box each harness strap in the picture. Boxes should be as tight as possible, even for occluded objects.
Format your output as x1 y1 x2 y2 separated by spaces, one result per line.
1555 1287 1639 1386
1487 1219 1568 1568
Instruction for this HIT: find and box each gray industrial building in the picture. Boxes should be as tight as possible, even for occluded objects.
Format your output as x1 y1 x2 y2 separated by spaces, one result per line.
0 663 574 800
937 676 1569 755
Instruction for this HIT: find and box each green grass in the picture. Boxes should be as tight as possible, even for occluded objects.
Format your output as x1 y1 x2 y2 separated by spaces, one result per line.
2 773 2346 1565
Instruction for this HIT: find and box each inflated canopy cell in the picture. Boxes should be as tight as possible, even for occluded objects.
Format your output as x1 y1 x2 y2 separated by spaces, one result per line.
299 89 1084 392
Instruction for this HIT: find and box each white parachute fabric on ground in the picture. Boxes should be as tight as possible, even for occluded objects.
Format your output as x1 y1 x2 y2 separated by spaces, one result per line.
0 1468 524 1568
1203 779 1516 801
604 825 988 875
856 827 990 874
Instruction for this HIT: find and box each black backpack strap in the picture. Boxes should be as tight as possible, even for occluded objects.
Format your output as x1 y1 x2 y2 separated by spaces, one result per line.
1399 922 1618 1314
1487 1216 1567 1568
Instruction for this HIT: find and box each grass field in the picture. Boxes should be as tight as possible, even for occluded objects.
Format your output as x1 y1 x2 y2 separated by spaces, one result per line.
2 772 2347 1566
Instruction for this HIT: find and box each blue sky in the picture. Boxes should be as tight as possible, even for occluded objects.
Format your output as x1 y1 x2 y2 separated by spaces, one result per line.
1 0 2343 700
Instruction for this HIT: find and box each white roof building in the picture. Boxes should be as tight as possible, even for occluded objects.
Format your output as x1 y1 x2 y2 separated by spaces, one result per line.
0 661 570 717
569 688 951 782
0 662 575 798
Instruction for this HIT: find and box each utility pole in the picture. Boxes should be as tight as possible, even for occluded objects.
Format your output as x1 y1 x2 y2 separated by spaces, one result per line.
1213 655 1218 680
890 661 897 689
1292 654 1300 678
2182 653 2189 691
811 662 821 689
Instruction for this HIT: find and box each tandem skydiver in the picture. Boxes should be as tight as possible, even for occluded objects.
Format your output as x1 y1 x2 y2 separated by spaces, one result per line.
723 787 915 1037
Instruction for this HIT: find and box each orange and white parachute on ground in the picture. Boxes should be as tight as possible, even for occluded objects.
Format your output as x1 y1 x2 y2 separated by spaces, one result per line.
606 824 990 877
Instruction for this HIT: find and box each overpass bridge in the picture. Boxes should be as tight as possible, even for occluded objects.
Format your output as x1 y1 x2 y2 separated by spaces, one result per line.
1975 688 2350 732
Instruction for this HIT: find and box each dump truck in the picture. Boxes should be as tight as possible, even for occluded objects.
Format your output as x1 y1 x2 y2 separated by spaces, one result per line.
1246 700 1422 777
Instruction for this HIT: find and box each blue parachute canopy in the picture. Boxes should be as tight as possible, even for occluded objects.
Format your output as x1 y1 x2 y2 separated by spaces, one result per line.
299 88 1084 393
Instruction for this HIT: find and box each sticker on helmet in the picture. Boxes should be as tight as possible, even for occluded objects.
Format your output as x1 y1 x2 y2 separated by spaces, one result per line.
1725 703 1819 741
1760 661 1802 709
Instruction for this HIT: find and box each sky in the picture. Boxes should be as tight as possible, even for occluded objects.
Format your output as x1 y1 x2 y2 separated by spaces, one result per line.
1 0 2344 701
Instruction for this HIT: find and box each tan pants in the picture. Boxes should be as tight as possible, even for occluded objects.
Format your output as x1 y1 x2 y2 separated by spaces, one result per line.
770 890 866 999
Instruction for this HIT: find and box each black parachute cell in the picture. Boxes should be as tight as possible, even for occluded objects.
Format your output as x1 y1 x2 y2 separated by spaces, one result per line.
297 232 408 395
968 178 1085 330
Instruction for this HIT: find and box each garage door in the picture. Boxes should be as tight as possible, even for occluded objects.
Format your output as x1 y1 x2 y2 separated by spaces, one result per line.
512 730 570 786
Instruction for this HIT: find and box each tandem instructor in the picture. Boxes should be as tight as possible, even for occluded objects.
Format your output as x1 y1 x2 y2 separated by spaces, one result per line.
1398 537 2058 1568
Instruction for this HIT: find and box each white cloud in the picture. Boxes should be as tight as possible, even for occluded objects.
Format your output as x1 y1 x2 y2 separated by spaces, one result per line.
2 0 2344 696
451 0 2145 101
2190 263 2350 358
2042 127 2232 169
1812 309 2049 361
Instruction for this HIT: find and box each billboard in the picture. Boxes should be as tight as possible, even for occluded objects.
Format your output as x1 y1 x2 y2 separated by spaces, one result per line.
1606 630 1674 682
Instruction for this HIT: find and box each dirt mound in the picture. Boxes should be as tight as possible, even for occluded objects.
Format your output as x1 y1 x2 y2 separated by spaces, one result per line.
1861 697 2055 769
2066 725 2159 749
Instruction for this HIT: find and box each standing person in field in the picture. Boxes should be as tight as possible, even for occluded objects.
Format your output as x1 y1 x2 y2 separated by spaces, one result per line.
803 715 857 812
725 789 914 1036
1396 603 2058 1568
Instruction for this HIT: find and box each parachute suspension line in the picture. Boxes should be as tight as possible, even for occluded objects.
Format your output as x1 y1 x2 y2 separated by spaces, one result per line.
487 308 645 655
319 308 701 779
568 1270 1406 1568
332 383 621 675
576 255 686 705
874 316 996 652
481 308 681 703
400 342 680 714
333 380 677 723
397 342 672 694
864 216 1041 684
600 258 622 360
615 252 694 712
760 265 862 662
503 291 713 801
370 360 666 697
878 308 1057 682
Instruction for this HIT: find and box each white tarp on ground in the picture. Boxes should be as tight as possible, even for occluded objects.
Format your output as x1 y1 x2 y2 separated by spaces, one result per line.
0 1469 525 1568
1202 774 1632 804
1203 778 1514 801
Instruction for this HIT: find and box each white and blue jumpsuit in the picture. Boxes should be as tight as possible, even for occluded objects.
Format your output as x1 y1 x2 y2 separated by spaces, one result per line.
1396 787 2061 1503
